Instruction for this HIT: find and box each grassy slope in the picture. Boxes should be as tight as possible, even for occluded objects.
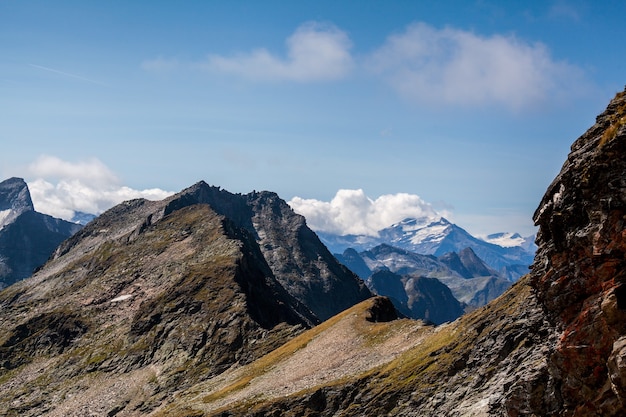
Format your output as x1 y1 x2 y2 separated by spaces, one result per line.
157 275 550 417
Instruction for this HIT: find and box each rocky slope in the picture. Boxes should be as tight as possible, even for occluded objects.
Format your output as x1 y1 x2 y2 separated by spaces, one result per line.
0 182 371 416
0 177 82 288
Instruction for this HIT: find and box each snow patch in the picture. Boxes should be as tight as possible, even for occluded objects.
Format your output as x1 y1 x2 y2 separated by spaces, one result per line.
408 224 448 245
481 232 525 248
0 209 13 229
110 294 133 303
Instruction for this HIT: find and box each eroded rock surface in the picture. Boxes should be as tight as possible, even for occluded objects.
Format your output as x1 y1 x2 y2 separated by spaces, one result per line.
530 89 626 416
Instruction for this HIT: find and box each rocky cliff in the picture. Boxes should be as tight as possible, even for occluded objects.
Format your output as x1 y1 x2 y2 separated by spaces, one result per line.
530 88 626 415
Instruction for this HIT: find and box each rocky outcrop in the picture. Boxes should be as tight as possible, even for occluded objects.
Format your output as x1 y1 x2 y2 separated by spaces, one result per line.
0 177 82 288
530 89 626 416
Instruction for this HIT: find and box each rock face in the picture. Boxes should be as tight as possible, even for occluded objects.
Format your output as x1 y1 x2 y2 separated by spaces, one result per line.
0 177 82 288
530 89 626 416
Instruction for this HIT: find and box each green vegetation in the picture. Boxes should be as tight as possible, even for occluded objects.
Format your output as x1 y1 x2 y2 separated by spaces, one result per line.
599 92 626 147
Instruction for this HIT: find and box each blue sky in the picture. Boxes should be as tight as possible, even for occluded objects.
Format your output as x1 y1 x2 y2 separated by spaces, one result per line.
1 1 625 237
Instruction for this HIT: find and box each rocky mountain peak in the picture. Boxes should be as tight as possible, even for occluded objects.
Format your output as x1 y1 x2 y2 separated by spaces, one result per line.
0 177 34 229
0 177 33 212
458 246 495 277
530 88 626 415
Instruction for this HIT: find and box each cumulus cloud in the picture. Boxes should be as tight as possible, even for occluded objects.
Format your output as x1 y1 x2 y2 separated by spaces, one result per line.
367 22 584 110
288 189 442 236
26 156 173 221
201 22 353 82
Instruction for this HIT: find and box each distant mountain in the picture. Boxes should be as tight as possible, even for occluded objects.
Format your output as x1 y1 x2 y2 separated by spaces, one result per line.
0 177 82 288
336 244 512 309
318 216 534 280
438 246 499 279
366 270 464 324
70 211 97 225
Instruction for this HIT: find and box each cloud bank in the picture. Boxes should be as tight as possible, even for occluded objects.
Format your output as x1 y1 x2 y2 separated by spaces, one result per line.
367 22 584 110
202 22 353 82
142 20 588 109
26 156 174 221
288 189 441 236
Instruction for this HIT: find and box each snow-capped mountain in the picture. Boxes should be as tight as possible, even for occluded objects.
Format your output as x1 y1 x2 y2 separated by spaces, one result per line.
317 216 535 280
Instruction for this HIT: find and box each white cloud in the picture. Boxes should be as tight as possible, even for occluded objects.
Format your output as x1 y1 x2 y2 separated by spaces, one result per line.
288 189 441 236
26 156 173 221
367 22 584 110
201 22 353 82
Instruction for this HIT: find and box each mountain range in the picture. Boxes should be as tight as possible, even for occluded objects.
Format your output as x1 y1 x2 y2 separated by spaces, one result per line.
336 244 512 322
0 88 625 415
318 216 536 280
